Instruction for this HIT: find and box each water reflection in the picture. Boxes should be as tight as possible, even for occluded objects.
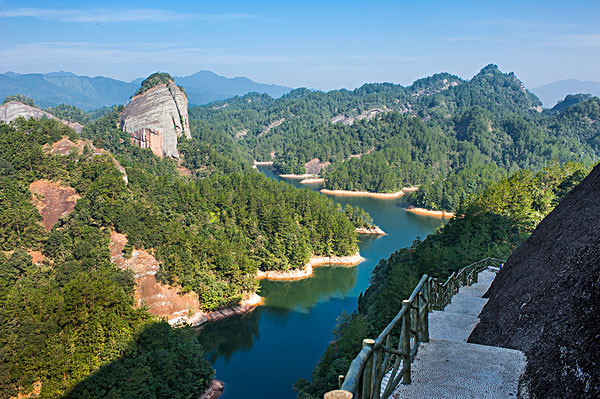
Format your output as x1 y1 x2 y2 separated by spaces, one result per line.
194 165 443 399
196 310 260 363
260 264 359 313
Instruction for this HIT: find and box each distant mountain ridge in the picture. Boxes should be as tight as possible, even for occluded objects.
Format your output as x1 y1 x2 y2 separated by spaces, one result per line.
0 70 293 110
532 79 600 108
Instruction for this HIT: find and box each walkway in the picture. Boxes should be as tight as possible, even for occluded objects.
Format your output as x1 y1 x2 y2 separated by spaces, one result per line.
390 269 525 398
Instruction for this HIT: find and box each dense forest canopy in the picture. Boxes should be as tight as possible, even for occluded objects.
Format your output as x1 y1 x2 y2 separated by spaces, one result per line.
294 161 591 398
0 114 360 397
0 118 213 399
188 65 599 211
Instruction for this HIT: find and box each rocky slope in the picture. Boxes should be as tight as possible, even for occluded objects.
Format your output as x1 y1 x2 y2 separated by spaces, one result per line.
468 163 600 398
120 81 191 158
109 231 263 327
29 181 80 231
0 101 83 132
109 231 202 323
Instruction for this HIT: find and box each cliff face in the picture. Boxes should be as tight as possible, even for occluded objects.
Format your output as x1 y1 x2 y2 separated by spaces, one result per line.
0 101 83 133
468 163 600 398
120 81 191 158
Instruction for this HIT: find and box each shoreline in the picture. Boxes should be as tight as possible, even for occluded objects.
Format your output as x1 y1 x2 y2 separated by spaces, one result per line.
198 380 225 399
256 252 365 281
405 206 455 218
300 178 325 184
320 187 418 199
355 226 386 235
278 173 319 179
171 292 264 327
180 251 364 326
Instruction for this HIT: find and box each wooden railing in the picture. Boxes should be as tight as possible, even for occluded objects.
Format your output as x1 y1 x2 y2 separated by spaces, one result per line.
324 257 505 399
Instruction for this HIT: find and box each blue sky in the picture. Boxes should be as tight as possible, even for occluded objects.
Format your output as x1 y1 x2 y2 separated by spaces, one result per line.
0 0 598 90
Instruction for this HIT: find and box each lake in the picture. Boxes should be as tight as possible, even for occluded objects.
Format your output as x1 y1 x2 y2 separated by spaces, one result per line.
196 166 443 398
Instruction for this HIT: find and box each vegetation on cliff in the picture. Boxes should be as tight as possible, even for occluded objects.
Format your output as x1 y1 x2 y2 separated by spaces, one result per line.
294 161 590 398
2 94 35 106
134 72 175 97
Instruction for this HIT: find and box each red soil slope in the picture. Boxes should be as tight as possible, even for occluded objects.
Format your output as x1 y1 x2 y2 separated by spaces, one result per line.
29 181 80 230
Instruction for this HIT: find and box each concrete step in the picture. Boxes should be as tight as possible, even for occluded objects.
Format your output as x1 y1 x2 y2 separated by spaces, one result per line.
391 339 525 399
442 295 488 317
428 311 480 342
388 268 525 399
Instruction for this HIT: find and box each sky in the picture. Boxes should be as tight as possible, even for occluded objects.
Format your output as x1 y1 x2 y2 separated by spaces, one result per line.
0 0 599 91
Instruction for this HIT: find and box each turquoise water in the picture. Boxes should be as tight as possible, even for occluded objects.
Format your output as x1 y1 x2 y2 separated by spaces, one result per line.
196 166 443 398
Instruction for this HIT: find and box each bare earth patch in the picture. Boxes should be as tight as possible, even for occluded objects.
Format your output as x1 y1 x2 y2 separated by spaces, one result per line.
29 180 80 230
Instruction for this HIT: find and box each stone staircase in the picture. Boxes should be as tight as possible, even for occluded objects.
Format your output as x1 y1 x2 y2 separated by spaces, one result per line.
389 269 525 398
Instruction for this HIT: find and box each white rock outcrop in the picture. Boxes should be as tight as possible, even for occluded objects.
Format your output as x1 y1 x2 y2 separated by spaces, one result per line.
120 81 191 158
0 101 83 133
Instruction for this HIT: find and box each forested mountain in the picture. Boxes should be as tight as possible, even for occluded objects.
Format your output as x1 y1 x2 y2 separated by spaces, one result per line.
0 118 213 398
294 161 591 399
0 70 292 110
532 79 600 108
189 65 600 211
0 109 358 397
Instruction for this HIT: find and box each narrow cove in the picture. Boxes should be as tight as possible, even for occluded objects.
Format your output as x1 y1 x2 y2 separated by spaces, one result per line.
195 166 444 398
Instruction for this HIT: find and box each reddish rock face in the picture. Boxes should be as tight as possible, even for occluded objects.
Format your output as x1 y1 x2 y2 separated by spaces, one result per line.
29 181 80 231
121 82 190 158
109 231 201 322
129 127 164 157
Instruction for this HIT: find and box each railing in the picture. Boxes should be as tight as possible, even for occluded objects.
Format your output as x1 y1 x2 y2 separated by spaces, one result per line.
324 257 505 399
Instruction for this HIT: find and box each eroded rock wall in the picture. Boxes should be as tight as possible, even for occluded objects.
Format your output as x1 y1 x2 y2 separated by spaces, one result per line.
120 82 190 158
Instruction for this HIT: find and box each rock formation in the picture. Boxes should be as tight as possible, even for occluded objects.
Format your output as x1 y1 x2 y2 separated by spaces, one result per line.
468 163 600 398
120 80 191 158
0 101 83 133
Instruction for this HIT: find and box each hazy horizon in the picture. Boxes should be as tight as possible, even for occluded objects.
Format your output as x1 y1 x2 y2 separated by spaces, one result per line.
1 0 599 91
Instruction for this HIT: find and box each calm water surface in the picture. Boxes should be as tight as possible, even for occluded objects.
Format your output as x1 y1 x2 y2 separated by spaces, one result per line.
196 166 443 399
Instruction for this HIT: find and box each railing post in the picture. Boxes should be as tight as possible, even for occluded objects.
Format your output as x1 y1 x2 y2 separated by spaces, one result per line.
361 339 375 399
324 390 353 399
401 300 412 384
421 279 429 343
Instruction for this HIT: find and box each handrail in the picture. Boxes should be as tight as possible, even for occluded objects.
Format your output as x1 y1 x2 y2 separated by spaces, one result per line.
324 257 504 399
